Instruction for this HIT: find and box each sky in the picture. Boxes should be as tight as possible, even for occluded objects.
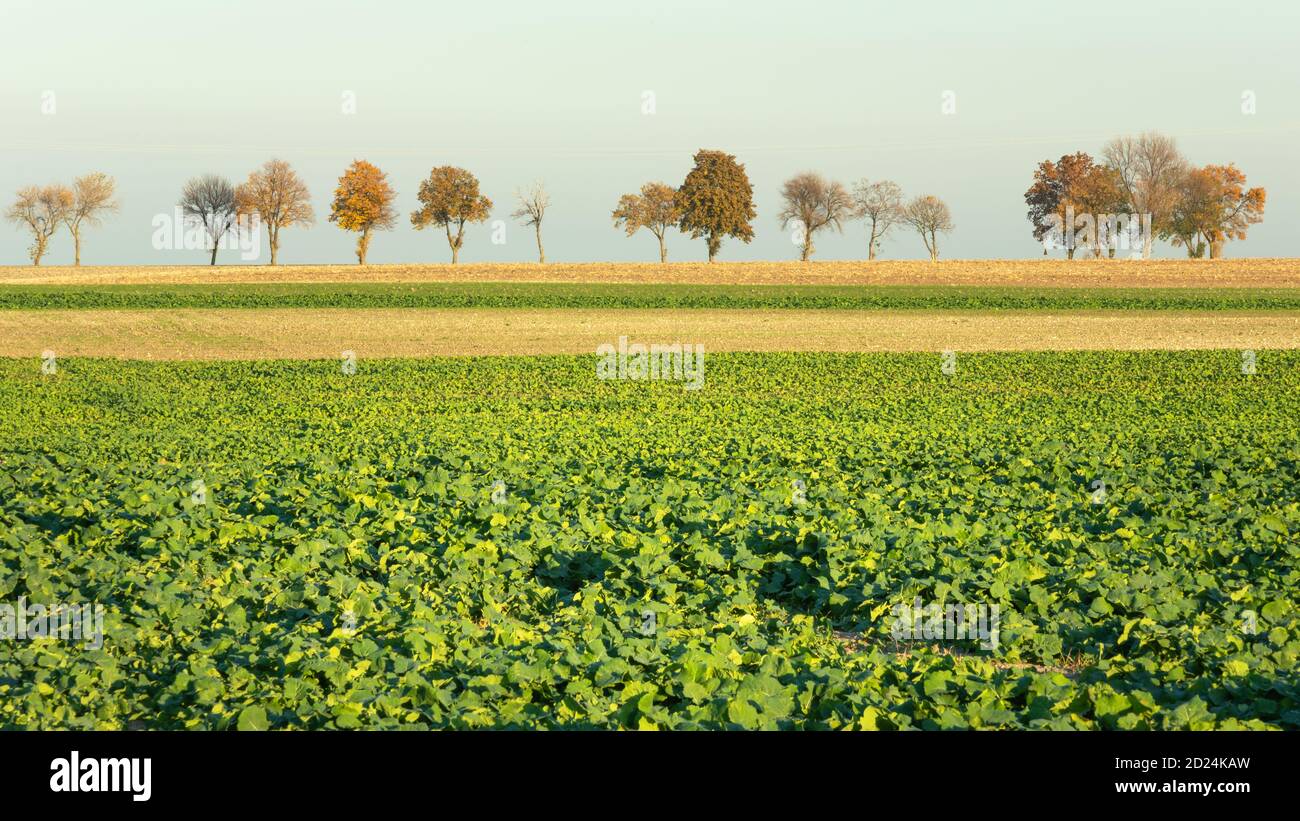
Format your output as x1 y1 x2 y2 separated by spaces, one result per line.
2 0 1298 265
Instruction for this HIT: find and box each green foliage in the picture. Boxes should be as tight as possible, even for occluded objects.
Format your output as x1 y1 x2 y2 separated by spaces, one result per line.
1 351 1297 729
5 283 1300 311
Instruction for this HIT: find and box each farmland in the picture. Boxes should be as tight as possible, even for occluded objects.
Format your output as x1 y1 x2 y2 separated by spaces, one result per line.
1 352 1297 729
1 257 1298 731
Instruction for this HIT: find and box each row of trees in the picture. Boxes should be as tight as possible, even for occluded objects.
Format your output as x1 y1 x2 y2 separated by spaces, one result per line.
168 160 549 266
613 154 954 262
6 151 949 266
5 138 1266 265
1025 131 1266 259
3 174 117 265
322 161 551 265
331 151 951 265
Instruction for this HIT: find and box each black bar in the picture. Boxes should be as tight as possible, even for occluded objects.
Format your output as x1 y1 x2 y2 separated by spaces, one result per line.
3 730 1286 807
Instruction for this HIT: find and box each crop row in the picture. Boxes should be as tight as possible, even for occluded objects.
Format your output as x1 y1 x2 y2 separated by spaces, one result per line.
4 283 1300 311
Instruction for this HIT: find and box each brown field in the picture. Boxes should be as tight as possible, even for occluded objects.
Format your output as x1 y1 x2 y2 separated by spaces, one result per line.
4 258 1300 288
4 308 1296 360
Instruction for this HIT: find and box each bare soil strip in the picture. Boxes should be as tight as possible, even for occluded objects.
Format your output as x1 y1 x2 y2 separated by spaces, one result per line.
833 632 1090 680
2 308 1296 360
4 258 1300 288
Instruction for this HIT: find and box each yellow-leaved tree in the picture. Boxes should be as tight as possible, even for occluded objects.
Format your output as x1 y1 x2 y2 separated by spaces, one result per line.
329 160 396 265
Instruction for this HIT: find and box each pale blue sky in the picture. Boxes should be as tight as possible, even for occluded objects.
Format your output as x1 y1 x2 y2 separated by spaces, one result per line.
3 0 1297 264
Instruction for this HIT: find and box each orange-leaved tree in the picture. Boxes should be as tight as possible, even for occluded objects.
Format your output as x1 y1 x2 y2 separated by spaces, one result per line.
1023 152 1100 258
329 160 396 265
409 166 492 264
611 182 681 263
676 149 755 262
1168 165 1265 258
1199 164 1263 259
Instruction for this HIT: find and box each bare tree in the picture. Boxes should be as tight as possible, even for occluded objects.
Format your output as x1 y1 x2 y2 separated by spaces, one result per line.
235 159 314 265
180 174 238 265
777 172 854 261
612 182 681 263
511 181 550 263
1102 131 1187 259
902 195 954 262
6 185 72 266
852 179 904 260
63 173 118 266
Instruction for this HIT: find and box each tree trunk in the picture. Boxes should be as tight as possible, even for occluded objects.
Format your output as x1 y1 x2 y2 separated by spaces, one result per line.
1142 234 1153 259
209 238 218 266
868 230 877 261
33 232 49 266
269 227 279 266
801 234 812 262
1209 241 1223 259
357 228 371 265
707 235 720 262
1067 247 1075 260
73 230 82 266
658 233 667 263
535 224 544 264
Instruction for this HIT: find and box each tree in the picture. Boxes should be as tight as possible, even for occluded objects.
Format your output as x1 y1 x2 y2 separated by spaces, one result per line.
612 182 681 263
851 179 903 260
409 166 492 264
1075 165 1127 258
235 159 314 265
63 173 118 266
777 172 853 261
1167 167 1219 258
5 185 71 266
1023 152 1099 259
1102 132 1187 258
329 160 396 265
180 174 238 265
511 181 549 264
676 149 755 262
1168 164 1265 258
902 195 954 262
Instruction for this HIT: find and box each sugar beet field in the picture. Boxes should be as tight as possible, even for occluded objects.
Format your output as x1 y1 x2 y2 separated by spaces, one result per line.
1 351 1296 729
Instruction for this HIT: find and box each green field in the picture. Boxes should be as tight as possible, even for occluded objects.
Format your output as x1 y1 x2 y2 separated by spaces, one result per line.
6 282 1300 311
2 352 1296 729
